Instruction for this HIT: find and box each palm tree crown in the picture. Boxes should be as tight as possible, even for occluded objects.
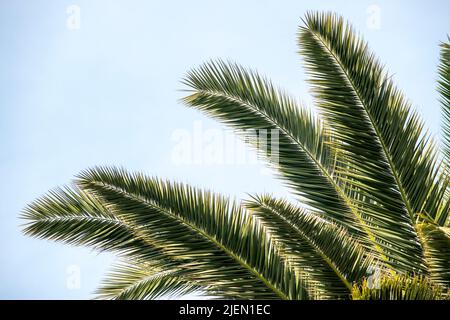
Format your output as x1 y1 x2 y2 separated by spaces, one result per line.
22 12 450 300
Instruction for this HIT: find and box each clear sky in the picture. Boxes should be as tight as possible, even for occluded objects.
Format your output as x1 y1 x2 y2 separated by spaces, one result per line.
1 0 449 299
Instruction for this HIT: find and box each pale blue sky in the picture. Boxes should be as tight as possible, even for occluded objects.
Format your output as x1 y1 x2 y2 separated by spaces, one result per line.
1 0 449 299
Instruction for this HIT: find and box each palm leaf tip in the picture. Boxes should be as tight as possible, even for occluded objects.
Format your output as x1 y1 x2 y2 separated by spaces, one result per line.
95 261 203 300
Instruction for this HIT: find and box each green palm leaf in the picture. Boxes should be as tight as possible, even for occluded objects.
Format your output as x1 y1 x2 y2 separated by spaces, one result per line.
182 61 339 220
298 11 447 273
22 187 171 263
439 39 450 169
75 166 311 300
352 274 448 300
245 195 374 299
21 11 450 300
182 60 389 265
437 39 450 228
96 262 201 300
417 223 450 289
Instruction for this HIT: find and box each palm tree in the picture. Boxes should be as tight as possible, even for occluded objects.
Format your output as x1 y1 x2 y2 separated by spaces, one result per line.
22 12 450 300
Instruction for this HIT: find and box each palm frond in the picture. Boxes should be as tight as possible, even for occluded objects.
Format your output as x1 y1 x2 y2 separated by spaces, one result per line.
182 61 341 222
437 39 450 228
22 186 172 263
75 166 312 300
182 60 389 266
429 170 450 226
417 223 450 290
245 195 374 299
352 274 447 300
96 261 201 300
439 39 450 168
21 11 450 301
298 11 440 273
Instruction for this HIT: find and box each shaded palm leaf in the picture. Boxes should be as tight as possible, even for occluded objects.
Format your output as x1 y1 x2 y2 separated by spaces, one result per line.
182 60 388 265
22 187 172 263
96 262 201 300
439 39 450 169
245 195 374 299
75 166 310 299
298 11 444 273
21 11 450 301
417 223 450 289
352 274 448 300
